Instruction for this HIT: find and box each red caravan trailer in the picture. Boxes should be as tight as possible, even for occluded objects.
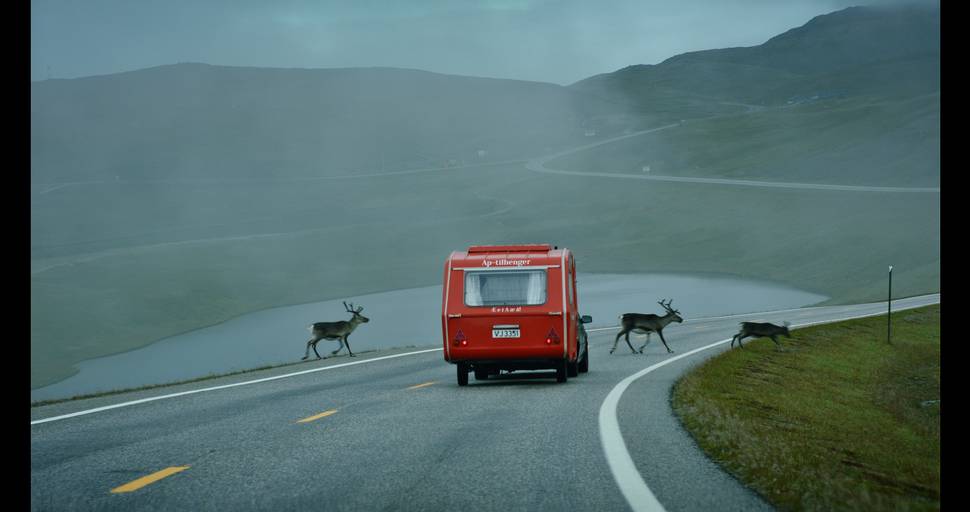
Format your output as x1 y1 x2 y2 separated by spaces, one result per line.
441 244 592 385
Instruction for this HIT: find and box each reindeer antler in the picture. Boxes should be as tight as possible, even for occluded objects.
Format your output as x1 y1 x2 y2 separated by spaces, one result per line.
342 301 364 314
658 299 679 314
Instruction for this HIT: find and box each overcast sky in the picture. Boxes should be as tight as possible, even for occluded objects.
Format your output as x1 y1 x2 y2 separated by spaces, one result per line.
30 0 928 85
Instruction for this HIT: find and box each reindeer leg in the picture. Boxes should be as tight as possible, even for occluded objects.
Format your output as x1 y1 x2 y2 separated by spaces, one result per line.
770 335 782 351
344 335 355 357
657 330 674 353
611 330 627 354
624 331 637 354
331 338 343 355
737 334 746 349
638 332 652 354
311 340 322 359
303 337 319 360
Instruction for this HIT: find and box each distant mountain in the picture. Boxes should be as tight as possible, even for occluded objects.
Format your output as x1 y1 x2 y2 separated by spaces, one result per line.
31 4 940 183
663 4 939 75
31 64 607 182
558 4 939 188
571 4 939 105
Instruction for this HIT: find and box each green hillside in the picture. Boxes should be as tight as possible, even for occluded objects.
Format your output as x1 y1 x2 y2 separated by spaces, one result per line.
31 65 610 183
31 162 939 388
560 4 939 187
30 4 940 389
571 4 939 106
549 93 939 186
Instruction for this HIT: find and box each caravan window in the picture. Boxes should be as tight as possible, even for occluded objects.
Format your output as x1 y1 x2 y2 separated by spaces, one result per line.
464 270 547 306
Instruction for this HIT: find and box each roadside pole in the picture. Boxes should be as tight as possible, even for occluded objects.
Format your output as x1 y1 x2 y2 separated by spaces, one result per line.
888 265 893 344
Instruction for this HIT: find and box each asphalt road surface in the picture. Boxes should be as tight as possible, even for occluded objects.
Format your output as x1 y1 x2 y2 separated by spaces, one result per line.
31 293 939 511
526 123 940 194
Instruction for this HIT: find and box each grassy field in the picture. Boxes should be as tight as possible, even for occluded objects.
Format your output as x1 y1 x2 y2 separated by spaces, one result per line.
672 305 940 511
30 90 940 391
551 94 940 187
30 4 939 391
30 153 939 388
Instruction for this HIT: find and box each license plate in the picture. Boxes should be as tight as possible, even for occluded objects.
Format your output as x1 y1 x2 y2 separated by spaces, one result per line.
492 328 520 338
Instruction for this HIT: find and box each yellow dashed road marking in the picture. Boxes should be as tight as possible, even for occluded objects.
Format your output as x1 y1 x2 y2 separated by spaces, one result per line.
407 381 437 390
110 466 190 493
297 409 338 424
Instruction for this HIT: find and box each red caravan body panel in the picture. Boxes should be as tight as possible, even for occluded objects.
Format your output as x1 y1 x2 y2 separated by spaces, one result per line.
441 244 580 366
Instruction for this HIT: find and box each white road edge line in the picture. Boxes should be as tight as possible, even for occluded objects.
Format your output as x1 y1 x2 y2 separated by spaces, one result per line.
585 294 940 333
32 295 938 428
31 348 443 425
598 298 939 512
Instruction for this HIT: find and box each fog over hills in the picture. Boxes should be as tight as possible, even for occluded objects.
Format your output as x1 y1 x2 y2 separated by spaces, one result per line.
32 4 939 185
664 4 939 75
571 3 939 104
563 3 939 187
30 4 940 390
32 65 610 183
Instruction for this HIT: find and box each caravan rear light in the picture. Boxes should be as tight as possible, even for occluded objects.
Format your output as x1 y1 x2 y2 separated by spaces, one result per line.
546 329 560 345
454 329 467 346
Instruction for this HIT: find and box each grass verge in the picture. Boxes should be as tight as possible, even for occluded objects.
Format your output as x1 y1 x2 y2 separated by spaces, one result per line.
672 304 940 511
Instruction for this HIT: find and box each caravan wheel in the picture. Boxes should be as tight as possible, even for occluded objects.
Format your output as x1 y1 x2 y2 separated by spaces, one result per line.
556 360 568 383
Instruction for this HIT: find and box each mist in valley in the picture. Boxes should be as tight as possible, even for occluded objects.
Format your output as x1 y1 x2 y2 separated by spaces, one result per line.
31 0 939 392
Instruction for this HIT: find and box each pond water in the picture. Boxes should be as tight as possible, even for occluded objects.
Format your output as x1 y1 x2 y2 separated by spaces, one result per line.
31 273 827 402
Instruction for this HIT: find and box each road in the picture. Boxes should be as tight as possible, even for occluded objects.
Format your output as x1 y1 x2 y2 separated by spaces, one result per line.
30 293 939 511
32 118 937 273
526 124 941 194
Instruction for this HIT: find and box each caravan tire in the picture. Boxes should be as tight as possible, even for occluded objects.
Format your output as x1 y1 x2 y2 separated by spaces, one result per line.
457 363 469 386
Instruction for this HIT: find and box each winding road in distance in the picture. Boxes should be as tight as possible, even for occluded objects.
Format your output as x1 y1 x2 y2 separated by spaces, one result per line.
525 123 941 194
31 294 939 511
32 117 938 276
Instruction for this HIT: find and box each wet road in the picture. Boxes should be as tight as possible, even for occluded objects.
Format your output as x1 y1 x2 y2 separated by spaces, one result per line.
31 294 939 511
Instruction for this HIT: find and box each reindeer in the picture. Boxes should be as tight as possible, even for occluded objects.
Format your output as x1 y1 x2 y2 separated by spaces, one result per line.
611 299 683 354
302 302 370 360
731 321 791 350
